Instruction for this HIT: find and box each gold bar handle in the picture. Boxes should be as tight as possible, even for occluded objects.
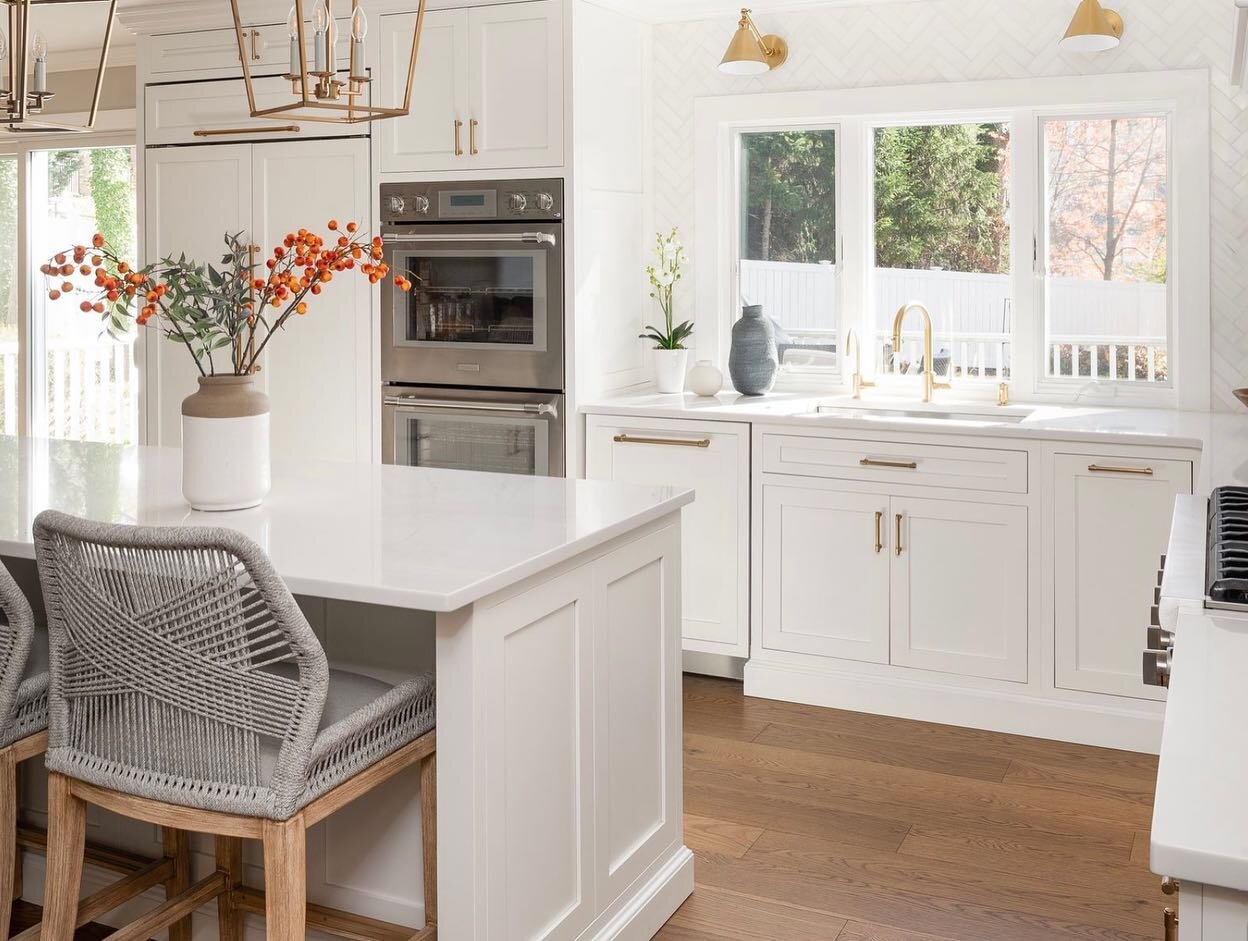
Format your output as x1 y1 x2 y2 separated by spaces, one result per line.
454 119 464 156
861 458 918 470
1088 464 1154 476
250 29 261 62
470 118 479 155
1164 907 1178 941
613 434 710 449
194 125 300 137
1161 877 1180 896
874 511 884 555
895 514 904 557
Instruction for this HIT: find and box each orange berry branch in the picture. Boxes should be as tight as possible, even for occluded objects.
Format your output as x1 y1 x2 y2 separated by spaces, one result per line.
41 222 413 378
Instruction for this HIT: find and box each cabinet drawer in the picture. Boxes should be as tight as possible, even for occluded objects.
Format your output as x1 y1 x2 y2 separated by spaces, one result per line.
146 22 350 79
760 433 1028 494
145 78 365 146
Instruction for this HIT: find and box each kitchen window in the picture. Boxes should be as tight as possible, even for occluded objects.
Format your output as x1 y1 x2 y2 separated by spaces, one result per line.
699 72 1208 409
0 135 139 444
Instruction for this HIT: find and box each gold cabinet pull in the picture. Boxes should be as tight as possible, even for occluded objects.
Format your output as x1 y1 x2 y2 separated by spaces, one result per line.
250 29 262 61
1164 907 1178 941
861 457 918 470
194 125 300 137
1161 877 1180 896
470 118 480 155
1088 464 1154 476
613 434 710 449
874 511 884 554
454 119 464 156
895 514 904 557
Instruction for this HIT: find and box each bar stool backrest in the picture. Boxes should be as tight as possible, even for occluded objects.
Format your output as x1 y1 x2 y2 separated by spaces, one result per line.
0 558 35 746
33 510 330 819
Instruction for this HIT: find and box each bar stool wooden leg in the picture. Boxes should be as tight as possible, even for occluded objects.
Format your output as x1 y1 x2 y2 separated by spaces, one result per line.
41 772 87 940
215 835 245 941
420 752 437 930
163 827 193 941
0 748 16 936
261 815 306 941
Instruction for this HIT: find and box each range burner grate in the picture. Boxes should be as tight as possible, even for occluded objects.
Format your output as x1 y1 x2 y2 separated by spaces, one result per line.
1207 487 1248 604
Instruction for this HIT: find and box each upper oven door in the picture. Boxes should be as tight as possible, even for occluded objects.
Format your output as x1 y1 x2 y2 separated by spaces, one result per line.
381 222 564 390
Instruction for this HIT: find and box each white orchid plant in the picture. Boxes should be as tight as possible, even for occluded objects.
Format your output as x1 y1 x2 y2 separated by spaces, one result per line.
641 228 693 351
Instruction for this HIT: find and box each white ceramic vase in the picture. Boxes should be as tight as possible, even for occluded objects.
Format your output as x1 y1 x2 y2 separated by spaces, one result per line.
181 375 271 512
687 360 724 397
652 349 689 394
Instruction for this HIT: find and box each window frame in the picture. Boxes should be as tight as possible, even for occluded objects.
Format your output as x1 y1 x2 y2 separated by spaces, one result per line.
0 109 139 439
692 71 1209 410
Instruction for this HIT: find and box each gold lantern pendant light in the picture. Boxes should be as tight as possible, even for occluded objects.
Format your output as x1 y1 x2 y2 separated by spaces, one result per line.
0 0 119 134
1061 0 1124 53
230 0 426 124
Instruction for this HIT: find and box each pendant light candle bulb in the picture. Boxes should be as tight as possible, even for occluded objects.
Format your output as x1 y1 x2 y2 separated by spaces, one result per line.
287 5 301 76
32 32 48 95
351 6 368 41
312 0 328 73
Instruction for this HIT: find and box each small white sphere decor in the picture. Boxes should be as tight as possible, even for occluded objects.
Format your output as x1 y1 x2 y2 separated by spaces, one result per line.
687 360 724 397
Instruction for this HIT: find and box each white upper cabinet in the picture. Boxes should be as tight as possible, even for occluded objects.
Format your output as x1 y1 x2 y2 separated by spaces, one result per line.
1054 454 1192 701
890 496 1028 682
586 416 749 657
379 0 564 173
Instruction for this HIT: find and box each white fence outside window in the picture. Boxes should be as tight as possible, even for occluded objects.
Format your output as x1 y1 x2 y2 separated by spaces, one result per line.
0 339 138 442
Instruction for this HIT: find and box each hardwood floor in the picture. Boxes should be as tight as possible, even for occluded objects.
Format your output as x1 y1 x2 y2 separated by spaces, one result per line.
658 674 1164 941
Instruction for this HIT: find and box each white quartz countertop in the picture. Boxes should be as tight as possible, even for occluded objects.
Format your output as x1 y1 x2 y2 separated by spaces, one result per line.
583 390 1248 493
0 436 692 613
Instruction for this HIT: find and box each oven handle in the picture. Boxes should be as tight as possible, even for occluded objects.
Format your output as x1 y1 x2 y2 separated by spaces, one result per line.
385 395 558 418
384 232 557 247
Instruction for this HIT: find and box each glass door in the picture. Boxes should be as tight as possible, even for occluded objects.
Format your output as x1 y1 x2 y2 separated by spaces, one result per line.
394 410 549 476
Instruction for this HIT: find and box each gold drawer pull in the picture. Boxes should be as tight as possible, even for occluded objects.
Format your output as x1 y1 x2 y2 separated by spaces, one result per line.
1161 877 1180 896
470 118 480 155
613 434 710 449
874 511 884 554
454 119 464 156
1088 464 1154 476
1164 907 1178 941
861 458 918 470
194 125 300 137
895 513 904 557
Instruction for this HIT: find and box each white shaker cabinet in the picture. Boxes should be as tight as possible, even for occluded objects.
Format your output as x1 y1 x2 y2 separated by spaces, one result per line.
1054 454 1193 700
144 138 372 463
890 495 1028 682
378 0 564 173
585 416 749 657
760 484 890 664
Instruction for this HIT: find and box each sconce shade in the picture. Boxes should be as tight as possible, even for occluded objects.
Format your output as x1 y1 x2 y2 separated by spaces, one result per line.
718 8 788 75
1061 0 1123 52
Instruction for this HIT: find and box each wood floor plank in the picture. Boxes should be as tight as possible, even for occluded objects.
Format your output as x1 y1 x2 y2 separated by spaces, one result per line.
656 884 845 941
836 921 964 941
1002 759 1156 824
683 814 764 860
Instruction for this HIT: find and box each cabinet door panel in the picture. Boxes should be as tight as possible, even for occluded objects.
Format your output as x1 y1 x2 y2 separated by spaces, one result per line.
585 418 748 656
761 485 890 663
891 497 1028 682
378 10 469 173
251 139 372 462
468 0 564 169
1054 455 1191 699
144 145 253 447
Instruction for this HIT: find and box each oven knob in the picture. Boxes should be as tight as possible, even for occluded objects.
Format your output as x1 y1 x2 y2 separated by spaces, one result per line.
1143 648 1172 687
386 195 407 215
535 192 554 212
508 193 528 212
411 195 430 214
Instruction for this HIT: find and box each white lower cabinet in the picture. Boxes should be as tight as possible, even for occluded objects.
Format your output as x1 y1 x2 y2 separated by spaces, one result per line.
891 495 1028 682
1054 453 1193 700
585 416 749 657
761 482 1027 681
761 484 889 663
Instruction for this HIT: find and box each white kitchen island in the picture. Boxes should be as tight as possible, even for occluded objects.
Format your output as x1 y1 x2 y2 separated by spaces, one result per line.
0 436 694 941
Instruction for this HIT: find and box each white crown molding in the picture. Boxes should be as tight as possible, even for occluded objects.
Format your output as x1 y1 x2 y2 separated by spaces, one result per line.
582 0 941 25
50 44 138 73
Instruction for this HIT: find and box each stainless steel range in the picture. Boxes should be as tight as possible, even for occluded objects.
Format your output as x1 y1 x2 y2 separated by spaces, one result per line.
379 178 566 477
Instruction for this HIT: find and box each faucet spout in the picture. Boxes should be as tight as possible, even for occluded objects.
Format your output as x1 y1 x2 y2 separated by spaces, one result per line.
891 302 951 404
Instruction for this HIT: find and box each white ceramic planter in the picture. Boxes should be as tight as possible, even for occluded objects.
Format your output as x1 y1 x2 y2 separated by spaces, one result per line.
181 376 271 512
652 349 690 394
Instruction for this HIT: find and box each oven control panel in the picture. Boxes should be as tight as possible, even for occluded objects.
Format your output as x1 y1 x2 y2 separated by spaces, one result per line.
381 178 564 224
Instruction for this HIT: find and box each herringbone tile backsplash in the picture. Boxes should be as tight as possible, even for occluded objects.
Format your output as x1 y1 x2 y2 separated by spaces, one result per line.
650 0 1247 409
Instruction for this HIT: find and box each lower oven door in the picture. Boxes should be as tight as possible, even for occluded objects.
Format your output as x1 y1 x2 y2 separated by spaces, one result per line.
382 386 565 477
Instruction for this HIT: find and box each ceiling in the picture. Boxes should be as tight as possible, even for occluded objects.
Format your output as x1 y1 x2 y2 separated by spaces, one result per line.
22 4 137 67
591 0 939 24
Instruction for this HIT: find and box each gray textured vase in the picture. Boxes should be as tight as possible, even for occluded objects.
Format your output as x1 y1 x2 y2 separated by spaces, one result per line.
729 305 778 395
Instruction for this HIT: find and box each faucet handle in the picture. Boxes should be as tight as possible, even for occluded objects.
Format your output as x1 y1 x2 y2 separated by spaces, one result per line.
997 382 1010 407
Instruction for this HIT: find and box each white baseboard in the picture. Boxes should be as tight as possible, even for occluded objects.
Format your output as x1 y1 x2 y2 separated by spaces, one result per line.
582 844 694 941
682 650 745 681
744 658 1164 754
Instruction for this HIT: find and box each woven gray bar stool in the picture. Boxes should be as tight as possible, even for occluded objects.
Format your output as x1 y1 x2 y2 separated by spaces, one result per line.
33 510 438 941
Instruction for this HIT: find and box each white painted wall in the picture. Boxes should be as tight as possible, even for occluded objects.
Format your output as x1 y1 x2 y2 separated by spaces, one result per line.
649 0 1248 410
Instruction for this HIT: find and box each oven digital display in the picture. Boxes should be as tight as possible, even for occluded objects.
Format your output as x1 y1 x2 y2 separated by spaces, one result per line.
448 193 487 208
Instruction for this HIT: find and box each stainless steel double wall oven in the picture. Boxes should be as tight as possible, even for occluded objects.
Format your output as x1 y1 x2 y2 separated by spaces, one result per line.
381 178 565 476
